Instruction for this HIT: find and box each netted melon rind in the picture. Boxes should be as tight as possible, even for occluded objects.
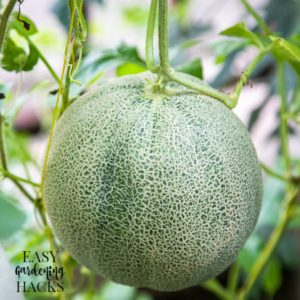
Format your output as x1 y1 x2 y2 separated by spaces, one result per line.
44 72 262 291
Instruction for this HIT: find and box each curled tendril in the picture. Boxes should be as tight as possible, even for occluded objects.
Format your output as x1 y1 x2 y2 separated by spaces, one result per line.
17 0 30 30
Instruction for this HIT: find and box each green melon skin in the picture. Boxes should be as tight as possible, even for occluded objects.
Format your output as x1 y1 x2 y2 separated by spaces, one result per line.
44 72 262 292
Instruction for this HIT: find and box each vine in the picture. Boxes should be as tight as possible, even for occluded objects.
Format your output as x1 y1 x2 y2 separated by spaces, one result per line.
0 0 299 299
0 0 18 51
0 0 86 298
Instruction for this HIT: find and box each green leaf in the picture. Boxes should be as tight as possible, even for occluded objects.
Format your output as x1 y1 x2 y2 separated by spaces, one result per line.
256 176 285 227
116 62 147 76
1 14 39 72
220 22 263 48
0 192 26 240
22 42 39 71
213 40 248 64
123 6 148 25
99 282 136 300
71 44 146 97
270 36 300 61
170 38 200 61
2 38 27 72
78 44 145 77
237 234 263 272
290 33 300 47
176 58 203 79
2 37 39 72
10 13 38 37
270 36 300 77
116 44 146 66
177 39 200 51
263 258 282 295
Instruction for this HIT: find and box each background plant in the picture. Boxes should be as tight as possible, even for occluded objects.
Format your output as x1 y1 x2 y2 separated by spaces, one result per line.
0 0 299 299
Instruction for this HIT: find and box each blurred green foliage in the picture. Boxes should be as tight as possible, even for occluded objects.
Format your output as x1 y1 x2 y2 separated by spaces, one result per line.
0 191 26 240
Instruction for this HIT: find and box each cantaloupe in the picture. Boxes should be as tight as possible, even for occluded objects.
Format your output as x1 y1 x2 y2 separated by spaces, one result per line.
44 72 262 291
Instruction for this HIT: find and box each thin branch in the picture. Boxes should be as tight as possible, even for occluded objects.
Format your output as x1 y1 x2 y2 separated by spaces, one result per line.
61 0 86 113
0 0 18 52
260 163 289 182
201 279 236 300
146 0 159 72
227 263 240 293
40 4 77 190
238 59 296 300
25 37 60 84
240 0 271 35
11 179 35 203
278 62 291 177
0 115 8 170
0 115 36 203
229 49 268 103
61 62 71 112
1 168 40 187
238 187 299 299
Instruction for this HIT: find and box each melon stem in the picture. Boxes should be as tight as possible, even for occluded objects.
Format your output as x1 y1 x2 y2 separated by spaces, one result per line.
146 0 160 73
145 0 237 108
